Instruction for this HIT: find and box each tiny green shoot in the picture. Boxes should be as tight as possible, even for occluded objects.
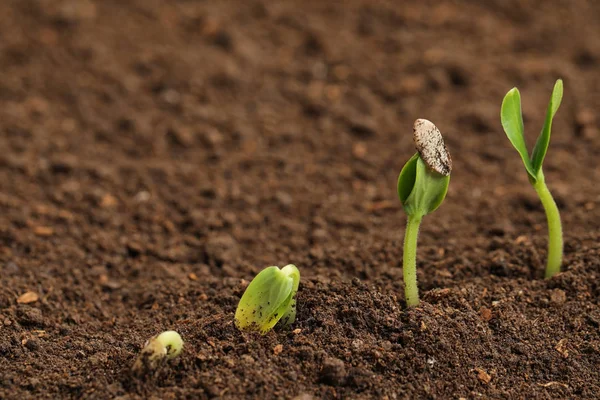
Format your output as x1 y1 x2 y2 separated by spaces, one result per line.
397 119 452 307
132 330 183 373
235 264 300 334
501 79 564 278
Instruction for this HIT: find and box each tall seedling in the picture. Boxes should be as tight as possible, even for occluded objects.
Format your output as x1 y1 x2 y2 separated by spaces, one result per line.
501 79 564 278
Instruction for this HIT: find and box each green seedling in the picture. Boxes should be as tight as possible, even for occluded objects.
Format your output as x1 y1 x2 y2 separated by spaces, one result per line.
501 79 564 278
132 330 183 373
235 264 300 334
398 119 452 307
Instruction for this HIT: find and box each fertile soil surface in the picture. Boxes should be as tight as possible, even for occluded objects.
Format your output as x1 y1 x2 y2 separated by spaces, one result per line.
1 1 600 399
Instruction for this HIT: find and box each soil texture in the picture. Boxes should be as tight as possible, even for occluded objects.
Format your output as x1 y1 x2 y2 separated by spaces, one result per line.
1 0 600 399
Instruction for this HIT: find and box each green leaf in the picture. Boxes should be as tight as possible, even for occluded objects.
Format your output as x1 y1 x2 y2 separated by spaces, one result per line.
531 79 563 177
235 264 300 334
501 87 536 181
398 155 450 217
397 153 419 205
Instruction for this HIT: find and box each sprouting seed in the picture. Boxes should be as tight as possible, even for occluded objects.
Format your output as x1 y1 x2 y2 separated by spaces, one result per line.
132 330 183 373
235 264 300 334
397 119 452 306
501 79 564 278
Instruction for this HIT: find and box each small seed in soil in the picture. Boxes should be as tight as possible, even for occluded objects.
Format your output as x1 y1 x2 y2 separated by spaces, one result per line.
132 330 183 374
17 291 39 304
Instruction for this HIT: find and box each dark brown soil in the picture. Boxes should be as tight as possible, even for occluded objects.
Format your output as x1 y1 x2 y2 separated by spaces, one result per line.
1 0 600 399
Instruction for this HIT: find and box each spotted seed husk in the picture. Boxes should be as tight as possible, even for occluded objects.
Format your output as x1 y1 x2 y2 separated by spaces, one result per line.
413 119 452 176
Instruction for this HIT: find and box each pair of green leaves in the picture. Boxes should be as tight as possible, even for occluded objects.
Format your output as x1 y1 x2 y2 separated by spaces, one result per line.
235 264 300 334
501 79 563 182
398 153 450 218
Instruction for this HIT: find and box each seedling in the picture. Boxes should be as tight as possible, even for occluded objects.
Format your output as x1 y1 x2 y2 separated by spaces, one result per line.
501 79 564 278
235 264 300 334
132 330 183 373
397 119 452 306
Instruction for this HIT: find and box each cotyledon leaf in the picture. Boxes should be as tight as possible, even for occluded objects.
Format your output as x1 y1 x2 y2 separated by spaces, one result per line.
397 153 419 206
235 264 300 334
501 87 536 181
531 79 563 177
403 156 450 217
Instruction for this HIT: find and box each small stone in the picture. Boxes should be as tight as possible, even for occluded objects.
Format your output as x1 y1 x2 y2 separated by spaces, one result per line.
134 191 151 202
515 235 529 244
555 339 569 358
474 368 492 384
479 306 493 322
17 291 39 304
273 344 283 355
100 194 118 208
320 357 346 386
33 226 54 237
188 273 198 281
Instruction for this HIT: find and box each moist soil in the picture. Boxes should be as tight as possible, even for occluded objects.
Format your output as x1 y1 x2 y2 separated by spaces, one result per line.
1 1 600 399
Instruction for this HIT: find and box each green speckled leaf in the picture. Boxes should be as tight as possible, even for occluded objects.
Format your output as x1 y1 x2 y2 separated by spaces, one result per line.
235 264 300 334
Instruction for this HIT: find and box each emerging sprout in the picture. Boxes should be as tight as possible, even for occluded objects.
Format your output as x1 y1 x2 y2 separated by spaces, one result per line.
235 264 300 334
132 330 183 373
397 119 452 306
501 79 564 278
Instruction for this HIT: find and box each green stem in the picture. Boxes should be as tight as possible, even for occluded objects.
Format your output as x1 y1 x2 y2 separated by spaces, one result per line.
403 214 423 306
533 175 563 278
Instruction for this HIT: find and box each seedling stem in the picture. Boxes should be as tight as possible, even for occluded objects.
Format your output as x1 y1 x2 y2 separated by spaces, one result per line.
532 172 563 278
403 214 422 306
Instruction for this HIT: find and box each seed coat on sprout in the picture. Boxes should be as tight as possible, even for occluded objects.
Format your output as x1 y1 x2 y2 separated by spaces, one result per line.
413 119 452 176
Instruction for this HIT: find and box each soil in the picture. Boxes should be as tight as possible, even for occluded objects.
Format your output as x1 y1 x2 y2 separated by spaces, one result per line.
1 0 599 399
